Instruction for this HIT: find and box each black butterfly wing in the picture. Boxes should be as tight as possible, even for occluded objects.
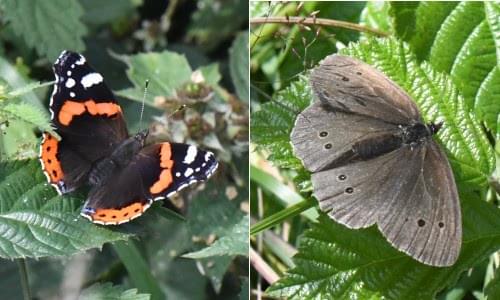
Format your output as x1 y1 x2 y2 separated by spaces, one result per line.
81 143 218 225
310 54 422 125
39 51 128 194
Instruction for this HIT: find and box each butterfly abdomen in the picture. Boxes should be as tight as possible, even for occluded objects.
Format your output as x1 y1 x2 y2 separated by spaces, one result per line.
352 134 402 160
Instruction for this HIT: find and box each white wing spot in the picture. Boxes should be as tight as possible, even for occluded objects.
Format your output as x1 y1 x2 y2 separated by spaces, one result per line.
204 152 212 162
184 168 194 177
67 71 72 76
175 172 181 177
183 146 197 164
75 55 86 65
195 168 200 172
65 78 76 88
70 92 75 98
81 73 103 89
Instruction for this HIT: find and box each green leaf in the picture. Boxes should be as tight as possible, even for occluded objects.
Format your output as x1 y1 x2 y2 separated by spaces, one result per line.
183 214 248 258
250 77 311 169
80 0 140 26
0 56 44 110
391 2 457 61
0 160 130 258
6 81 53 99
485 2 500 61
188 184 245 239
197 256 232 293
187 183 246 291
0 56 47 159
359 1 393 37
197 63 221 87
229 31 249 101
114 51 192 105
79 282 150 300
267 196 500 300
0 0 87 61
187 0 248 51
2 103 55 137
392 2 500 132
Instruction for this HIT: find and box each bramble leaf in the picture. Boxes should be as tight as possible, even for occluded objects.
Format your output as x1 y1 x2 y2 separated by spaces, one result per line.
0 0 87 61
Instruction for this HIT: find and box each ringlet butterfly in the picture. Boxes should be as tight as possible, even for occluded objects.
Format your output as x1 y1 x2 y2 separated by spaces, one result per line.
290 54 461 267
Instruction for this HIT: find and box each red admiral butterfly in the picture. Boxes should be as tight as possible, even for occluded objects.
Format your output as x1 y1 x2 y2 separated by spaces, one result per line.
39 51 218 225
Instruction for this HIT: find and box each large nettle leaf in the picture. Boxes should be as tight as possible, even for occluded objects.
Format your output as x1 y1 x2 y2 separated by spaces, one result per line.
0 0 87 61
0 160 129 258
251 77 310 169
392 1 500 134
252 38 499 299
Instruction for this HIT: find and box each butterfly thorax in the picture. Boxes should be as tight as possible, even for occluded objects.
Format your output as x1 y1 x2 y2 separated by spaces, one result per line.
400 123 433 146
88 130 149 186
401 123 439 145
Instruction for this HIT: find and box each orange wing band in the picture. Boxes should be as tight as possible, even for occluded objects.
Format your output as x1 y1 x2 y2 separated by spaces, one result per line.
40 133 64 182
149 143 174 194
90 202 148 224
58 100 121 126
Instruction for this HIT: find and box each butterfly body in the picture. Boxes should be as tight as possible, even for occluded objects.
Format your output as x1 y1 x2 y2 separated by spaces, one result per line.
87 130 148 187
40 51 218 225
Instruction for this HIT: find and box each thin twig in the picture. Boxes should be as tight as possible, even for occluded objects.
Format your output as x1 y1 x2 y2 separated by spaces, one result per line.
250 16 388 37
250 247 280 284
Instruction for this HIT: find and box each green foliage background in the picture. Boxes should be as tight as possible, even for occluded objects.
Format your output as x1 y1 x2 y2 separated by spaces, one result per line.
250 2 500 300
0 0 248 299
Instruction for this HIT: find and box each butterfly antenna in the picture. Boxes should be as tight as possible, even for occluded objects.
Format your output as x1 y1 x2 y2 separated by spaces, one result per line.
167 104 187 118
139 79 149 129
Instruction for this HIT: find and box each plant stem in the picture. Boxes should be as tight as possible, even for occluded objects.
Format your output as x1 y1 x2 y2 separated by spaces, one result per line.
250 16 389 37
16 258 31 300
250 199 316 236
113 240 165 300
250 247 280 284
